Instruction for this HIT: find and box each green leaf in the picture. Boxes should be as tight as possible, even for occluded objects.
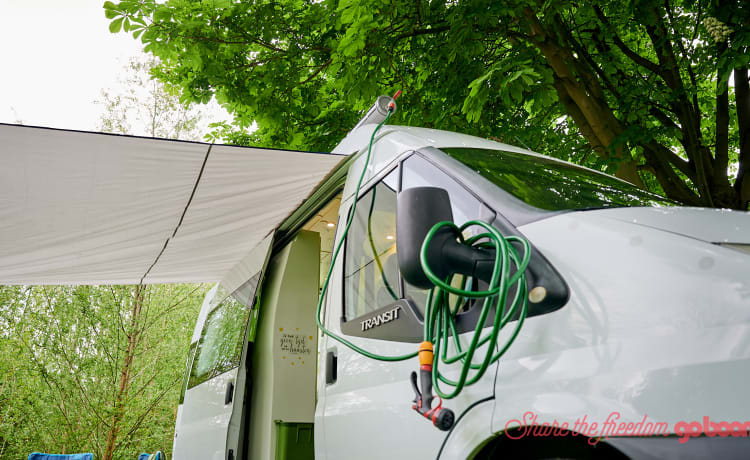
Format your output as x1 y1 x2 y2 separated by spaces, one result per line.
109 17 124 33
153 7 172 22
104 7 120 20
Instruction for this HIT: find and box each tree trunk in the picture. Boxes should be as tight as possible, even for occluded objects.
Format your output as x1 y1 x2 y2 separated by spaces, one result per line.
523 9 645 188
735 66 750 209
102 284 145 460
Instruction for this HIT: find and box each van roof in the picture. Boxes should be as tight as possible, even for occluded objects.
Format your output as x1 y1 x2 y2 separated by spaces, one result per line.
332 124 538 157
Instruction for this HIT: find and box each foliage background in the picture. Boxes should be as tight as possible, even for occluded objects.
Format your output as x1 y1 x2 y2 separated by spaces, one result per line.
106 0 750 210
0 284 206 459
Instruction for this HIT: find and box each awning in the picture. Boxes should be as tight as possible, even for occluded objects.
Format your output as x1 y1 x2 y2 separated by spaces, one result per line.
0 123 345 285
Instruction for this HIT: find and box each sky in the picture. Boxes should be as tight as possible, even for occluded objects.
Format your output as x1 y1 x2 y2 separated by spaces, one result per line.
0 0 227 134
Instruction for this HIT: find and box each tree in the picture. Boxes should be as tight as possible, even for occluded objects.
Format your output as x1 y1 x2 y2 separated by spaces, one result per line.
94 57 209 460
105 0 749 209
95 57 211 460
0 284 206 460
97 56 205 140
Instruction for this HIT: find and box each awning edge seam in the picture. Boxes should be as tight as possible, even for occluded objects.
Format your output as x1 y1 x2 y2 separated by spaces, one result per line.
138 143 213 285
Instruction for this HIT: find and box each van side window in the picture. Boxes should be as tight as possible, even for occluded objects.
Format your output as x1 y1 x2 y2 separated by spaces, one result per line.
343 170 400 320
187 296 250 389
187 273 260 389
341 156 493 331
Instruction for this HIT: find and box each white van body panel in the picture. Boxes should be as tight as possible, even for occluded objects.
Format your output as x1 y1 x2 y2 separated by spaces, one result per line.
173 284 218 458
594 206 750 244
173 282 235 460
177 371 237 460
316 278 497 458
332 125 533 158
487 210 750 436
438 402 495 459
323 128 750 457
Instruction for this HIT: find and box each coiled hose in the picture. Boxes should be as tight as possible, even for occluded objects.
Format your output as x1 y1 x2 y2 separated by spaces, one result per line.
314 108 531 400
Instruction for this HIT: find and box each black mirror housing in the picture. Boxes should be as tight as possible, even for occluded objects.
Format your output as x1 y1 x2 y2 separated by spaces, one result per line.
396 187 456 289
397 187 504 290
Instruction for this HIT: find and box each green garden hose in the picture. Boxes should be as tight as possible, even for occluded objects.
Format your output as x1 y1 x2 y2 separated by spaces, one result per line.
314 107 531 400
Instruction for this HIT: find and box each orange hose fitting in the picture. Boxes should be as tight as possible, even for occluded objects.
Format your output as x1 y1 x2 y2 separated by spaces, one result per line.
418 341 434 367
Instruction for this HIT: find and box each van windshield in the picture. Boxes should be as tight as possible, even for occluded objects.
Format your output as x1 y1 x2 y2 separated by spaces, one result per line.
442 147 675 211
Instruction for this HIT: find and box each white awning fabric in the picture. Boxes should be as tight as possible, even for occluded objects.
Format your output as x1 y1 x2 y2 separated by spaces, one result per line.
0 124 344 285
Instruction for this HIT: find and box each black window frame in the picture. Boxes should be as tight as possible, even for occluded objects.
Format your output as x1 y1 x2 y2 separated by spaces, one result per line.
179 341 198 404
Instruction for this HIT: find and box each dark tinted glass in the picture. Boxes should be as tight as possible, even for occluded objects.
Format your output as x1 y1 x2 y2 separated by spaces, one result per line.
442 148 674 211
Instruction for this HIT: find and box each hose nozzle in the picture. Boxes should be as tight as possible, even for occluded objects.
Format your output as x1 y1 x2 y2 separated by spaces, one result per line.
410 341 455 431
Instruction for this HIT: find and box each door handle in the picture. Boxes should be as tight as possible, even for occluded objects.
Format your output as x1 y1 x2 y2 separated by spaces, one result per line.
325 351 337 385
225 380 234 405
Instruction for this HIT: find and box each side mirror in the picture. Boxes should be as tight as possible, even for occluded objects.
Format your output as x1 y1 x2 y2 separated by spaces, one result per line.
397 187 497 289
397 187 456 289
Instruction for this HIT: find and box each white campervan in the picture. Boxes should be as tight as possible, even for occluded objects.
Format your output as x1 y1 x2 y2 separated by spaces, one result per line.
172 99 750 460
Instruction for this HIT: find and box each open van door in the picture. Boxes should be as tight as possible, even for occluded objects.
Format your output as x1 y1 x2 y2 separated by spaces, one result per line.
173 235 274 460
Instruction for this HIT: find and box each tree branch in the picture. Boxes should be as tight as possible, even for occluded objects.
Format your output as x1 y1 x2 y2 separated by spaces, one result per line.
642 142 702 205
643 4 713 205
734 66 750 208
394 25 451 41
116 374 182 450
663 0 700 117
592 6 663 76
715 61 730 187
296 59 332 88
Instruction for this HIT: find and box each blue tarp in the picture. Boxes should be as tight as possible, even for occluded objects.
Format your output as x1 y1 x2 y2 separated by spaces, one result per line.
28 454 93 460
